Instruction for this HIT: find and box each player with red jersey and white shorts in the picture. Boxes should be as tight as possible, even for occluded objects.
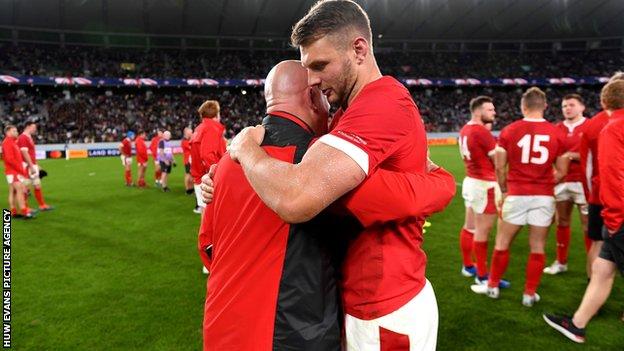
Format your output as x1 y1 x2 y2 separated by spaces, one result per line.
134 130 149 188
2 125 34 219
17 121 52 211
181 127 194 195
472 87 568 307
217 2 450 349
118 131 135 186
149 130 163 186
544 94 590 276
457 96 509 288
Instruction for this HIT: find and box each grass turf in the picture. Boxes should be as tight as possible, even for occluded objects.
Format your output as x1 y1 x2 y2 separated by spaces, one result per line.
4 146 623 350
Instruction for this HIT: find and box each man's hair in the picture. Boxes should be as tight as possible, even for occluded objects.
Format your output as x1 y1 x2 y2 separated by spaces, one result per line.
198 100 220 119
562 94 584 105
469 96 493 113
600 80 624 111
137 129 145 135
521 87 547 111
609 71 624 83
291 0 372 48
4 125 16 134
24 121 36 127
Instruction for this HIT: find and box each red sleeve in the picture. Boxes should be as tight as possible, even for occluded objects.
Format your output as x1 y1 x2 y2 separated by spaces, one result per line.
579 128 592 199
341 167 456 227
480 128 497 156
190 141 205 184
318 90 417 175
3 143 23 174
197 203 214 270
16 135 27 149
497 127 510 151
599 126 624 232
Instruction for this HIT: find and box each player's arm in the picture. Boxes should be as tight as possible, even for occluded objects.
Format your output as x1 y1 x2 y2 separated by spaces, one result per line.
562 151 580 161
230 126 365 224
553 156 570 183
494 147 508 194
19 147 35 173
197 202 215 270
342 164 456 227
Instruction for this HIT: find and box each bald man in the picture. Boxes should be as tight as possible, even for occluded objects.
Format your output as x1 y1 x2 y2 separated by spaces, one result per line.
198 60 455 350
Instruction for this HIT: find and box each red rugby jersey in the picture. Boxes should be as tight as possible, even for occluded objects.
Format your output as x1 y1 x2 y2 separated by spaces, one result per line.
135 136 148 163
190 119 226 184
120 137 132 156
556 117 588 182
579 111 609 205
459 122 497 181
497 118 566 196
598 109 624 233
318 76 429 319
149 136 160 159
17 133 37 165
2 136 26 176
181 138 191 164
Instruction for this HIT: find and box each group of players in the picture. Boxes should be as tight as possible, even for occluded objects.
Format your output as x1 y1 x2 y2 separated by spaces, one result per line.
116 100 225 213
457 74 624 343
1 121 53 219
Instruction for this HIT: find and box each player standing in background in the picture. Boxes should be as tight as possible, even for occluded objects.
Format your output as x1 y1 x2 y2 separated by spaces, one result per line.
190 100 226 214
543 79 624 344
17 121 52 211
149 130 163 187
471 87 568 307
579 72 624 276
544 94 589 276
158 131 174 192
181 127 194 196
135 130 148 188
2 125 34 219
118 131 135 187
458 96 510 288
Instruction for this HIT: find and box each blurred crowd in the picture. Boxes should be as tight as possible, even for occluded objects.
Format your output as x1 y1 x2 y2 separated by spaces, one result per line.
1 43 622 79
0 84 602 144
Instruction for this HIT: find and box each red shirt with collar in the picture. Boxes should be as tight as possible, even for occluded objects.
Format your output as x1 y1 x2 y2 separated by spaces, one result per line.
556 117 588 182
579 111 610 205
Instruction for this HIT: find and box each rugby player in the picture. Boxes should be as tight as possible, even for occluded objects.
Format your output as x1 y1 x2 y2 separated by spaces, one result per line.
149 130 163 187
210 1 448 348
17 121 52 210
2 125 34 219
471 87 568 307
190 100 226 214
181 127 193 195
544 94 589 275
199 59 455 351
118 131 135 187
134 130 148 188
543 79 624 344
457 96 509 288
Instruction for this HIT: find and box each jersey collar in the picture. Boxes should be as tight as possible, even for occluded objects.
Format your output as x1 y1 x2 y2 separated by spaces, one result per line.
522 118 546 122
268 111 314 134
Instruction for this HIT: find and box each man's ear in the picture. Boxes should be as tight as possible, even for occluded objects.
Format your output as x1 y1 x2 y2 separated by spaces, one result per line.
307 87 319 112
352 37 369 65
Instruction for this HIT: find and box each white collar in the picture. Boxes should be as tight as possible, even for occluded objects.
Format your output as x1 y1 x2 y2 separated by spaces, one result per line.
522 118 546 122
563 117 586 132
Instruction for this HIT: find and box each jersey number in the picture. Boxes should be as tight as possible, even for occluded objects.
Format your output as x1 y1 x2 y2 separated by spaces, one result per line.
459 136 471 160
517 134 550 165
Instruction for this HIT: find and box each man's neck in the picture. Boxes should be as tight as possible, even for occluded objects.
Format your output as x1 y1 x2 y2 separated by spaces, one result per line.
346 62 382 108
267 104 314 132
564 115 583 124
469 116 483 125
524 111 544 120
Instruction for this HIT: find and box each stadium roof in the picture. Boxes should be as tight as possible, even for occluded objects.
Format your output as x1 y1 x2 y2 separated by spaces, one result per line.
1 0 623 41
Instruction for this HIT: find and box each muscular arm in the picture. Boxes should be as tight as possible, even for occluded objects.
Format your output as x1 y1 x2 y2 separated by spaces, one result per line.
553 155 570 183
20 148 34 168
494 147 508 193
237 140 366 224
342 166 456 227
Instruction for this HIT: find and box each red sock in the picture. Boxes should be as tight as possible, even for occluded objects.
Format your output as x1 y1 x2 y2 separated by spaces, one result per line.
488 249 509 288
34 187 46 207
156 169 162 181
21 207 29 215
474 241 489 278
459 228 474 267
125 170 132 185
10 208 16 216
556 226 571 264
584 232 592 253
525 253 546 295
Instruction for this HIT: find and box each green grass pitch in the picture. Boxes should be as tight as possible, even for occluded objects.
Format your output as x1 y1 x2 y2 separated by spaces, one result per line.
4 146 623 350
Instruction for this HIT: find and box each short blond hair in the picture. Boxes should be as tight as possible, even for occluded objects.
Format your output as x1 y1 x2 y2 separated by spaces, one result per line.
521 87 547 112
600 80 624 111
198 100 220 119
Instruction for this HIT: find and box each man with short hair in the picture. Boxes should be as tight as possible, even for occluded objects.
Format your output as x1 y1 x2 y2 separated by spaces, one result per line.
135 130 148 188
190 100 226 214
544 79 624 344
471 87 568 307
158 131 173 192
2 125 34 219
220 1 441 348
181 127 193 196
149 130 163 187
118 131 135 187
458 96 509 288
17 121 52 211
544 94 590 276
